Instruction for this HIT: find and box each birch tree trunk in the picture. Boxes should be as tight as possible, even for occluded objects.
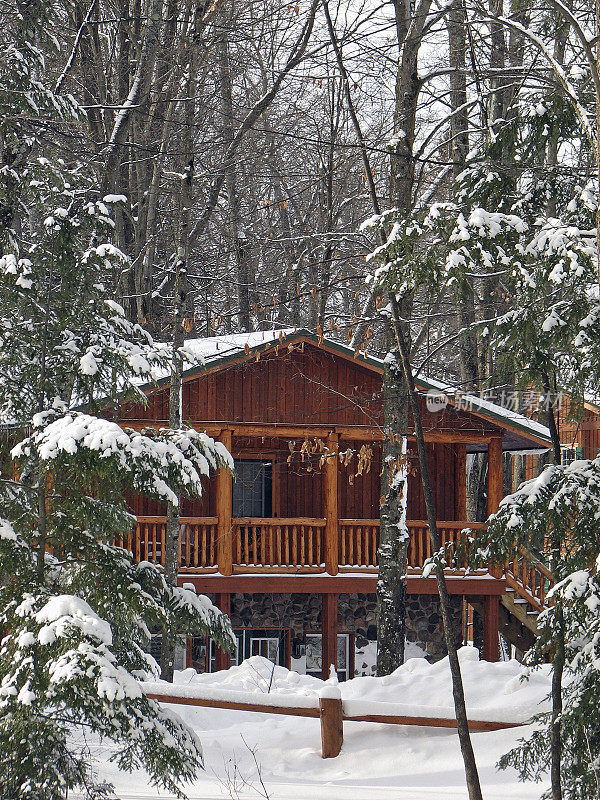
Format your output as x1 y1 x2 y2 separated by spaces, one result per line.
376 0 431 674
376 330 409 673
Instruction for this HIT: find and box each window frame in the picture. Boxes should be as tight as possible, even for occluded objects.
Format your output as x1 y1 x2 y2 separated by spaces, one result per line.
232 457 274 518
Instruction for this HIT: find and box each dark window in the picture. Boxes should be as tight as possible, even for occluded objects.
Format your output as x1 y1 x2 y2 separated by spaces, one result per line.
561 445 583 466
202 629 286 672
305 634 351 681
232 460 272 517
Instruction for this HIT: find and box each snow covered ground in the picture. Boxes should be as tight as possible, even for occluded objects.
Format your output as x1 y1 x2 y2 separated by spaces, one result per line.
79 649 551 800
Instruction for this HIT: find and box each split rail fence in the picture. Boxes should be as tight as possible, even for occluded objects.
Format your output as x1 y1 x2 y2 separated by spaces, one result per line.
144 689 525 759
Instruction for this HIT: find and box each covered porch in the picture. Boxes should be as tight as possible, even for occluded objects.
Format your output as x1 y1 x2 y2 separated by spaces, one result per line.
121 421 504 577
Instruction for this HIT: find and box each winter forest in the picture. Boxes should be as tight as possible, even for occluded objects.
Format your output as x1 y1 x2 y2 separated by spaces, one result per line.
1 0 600 798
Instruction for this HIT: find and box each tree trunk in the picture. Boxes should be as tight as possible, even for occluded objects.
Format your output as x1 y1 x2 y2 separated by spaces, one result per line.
391 302 484 800
542 367 563 800
374 0 431 673
447 0 479 393
159 20 198 678
219 25 252 332
159 250 185 681
376 324 410 674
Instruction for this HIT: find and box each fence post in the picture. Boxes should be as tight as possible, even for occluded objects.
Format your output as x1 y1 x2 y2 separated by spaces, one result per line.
319 691 343 758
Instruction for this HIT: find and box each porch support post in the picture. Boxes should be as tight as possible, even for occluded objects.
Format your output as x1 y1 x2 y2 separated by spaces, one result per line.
214 592 231 671
321 592 338 679
482 594 499 662
455 443 467 520
487 435 503 517
324 433 339 576
216 429 233 576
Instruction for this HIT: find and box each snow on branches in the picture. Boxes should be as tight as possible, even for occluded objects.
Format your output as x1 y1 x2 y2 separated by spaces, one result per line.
0 589 209 800
13 412 232 506
465 458 600 796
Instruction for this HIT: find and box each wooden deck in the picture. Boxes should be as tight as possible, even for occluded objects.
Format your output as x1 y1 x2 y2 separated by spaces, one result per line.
116 515 552 613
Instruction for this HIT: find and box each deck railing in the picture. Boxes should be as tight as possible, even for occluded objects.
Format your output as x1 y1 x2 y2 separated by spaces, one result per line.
233 518 326 569
124 516 493 574
505 546 554 611
117 516 218 569
339 519 379 567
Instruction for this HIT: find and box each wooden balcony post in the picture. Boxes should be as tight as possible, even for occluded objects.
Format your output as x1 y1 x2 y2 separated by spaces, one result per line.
487 436 503 518
482 594 499 662
455 443 467 520
324 433 339 575
214 592 231 671
321 592 338 679
216 429 233 576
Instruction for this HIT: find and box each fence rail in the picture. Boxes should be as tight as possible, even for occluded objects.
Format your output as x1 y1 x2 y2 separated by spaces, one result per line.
144 690 524 759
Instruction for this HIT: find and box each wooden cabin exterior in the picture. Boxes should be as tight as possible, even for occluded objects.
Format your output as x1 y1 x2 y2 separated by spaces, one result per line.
558 398 600 460
523 394 600 482
116 329 551 677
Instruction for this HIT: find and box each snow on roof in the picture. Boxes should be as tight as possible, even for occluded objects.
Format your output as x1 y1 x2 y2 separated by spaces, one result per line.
143 328 296 385
182 329 296 364
416 373 552 445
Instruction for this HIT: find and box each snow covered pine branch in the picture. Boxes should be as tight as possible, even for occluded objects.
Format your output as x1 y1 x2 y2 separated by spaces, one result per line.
0 415 235 799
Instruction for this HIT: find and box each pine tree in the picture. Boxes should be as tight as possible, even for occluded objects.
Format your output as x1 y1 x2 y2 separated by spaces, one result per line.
0 167 235 798
465 461 600 799
0 4 236 796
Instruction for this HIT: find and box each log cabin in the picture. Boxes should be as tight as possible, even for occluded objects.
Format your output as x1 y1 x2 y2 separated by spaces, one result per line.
116 328 552 678
523 394 600 482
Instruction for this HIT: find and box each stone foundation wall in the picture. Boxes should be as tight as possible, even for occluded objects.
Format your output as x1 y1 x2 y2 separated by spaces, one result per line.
225 592 464 665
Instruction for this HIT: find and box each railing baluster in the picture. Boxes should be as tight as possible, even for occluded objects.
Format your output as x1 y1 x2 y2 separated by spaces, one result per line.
260 524 266 565
275 525 281 566
292 525 298 565
143 523 149 562
231 524 237 565
317 524 322 565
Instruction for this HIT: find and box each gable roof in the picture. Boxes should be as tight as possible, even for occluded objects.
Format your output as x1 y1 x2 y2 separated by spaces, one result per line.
146 327 551 453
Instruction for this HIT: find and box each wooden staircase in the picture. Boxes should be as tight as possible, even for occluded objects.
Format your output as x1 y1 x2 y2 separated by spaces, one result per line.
499 546 554 653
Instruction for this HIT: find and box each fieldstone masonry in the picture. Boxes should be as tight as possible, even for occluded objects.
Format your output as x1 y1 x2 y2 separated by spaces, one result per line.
224 592 464 667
